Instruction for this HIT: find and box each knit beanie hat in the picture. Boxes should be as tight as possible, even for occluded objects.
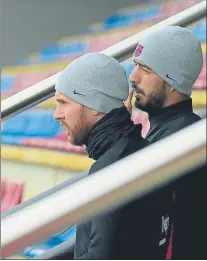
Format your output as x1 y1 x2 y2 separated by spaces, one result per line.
55 52 129 114
133 26 203 96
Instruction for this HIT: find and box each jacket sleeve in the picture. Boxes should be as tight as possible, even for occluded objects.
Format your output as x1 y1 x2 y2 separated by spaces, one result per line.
77 214 118 260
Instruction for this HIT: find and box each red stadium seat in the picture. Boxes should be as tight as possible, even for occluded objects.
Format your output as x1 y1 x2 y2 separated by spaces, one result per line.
1 180 24 213
1 178 8 200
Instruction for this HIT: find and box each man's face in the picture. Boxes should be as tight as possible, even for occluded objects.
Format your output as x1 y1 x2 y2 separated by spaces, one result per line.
129 60 167 113
53 91 92 146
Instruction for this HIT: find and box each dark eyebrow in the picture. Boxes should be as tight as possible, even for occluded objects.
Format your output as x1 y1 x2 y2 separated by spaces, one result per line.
134 60 152 70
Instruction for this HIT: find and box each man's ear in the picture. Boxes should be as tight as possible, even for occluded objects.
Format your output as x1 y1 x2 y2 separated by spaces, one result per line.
170 87 176 93
91 109 99 115
165 82 175 93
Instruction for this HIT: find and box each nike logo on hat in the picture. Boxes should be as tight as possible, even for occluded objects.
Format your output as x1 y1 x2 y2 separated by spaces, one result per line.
73 90 86 96
166 74 178 83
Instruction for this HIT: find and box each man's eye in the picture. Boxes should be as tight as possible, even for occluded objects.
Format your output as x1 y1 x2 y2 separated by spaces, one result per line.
58 101 65 104
134 60 151 73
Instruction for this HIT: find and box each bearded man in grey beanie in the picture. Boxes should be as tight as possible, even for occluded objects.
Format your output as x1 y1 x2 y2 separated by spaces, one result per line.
125 26 206 259
53 52 175 260
126 25 203 140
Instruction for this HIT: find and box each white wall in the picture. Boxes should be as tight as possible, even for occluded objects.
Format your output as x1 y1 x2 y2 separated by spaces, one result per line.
1 160 79 201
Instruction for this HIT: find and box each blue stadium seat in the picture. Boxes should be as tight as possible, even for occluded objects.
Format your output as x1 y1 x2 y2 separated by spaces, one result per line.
122 63 134 77
1 135 23 146
104 7 160 29
40 42 87 56
190 21 206 41
57 225 76 242
24 110 60 137
130 7 160 22
1 113 27 136
17 55 60 65
2 109 61 139
22 226 76 259
38 110 61 137
23 111 44 137
122 63 134 86
1 76 14 94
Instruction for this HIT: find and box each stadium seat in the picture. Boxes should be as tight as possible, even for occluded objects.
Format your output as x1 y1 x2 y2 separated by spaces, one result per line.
1 135 23 146
190 20 206 41
22 226 77 259
1 178 7 200
1 113 27 136
1 76 14 94
104 7 160 29
24 110 59 137
40 42 87 57
1 180 24 213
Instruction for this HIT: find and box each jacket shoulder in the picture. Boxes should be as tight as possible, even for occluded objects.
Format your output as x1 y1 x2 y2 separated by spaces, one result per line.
164 112 201 135
149 113 201 142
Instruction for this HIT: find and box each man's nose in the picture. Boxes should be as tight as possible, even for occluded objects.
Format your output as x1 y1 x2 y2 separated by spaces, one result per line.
129 67 141 84
53 107 64 121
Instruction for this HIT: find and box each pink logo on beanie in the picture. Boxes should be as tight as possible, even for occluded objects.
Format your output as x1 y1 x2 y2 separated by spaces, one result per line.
134 44 144 57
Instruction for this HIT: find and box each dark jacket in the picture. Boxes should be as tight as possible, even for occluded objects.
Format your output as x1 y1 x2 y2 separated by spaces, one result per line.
145 98 206 259
74 107 174 260
145 98 201 143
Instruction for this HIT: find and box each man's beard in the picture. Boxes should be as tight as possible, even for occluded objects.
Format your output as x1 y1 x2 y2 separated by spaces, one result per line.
69 125 90 146
67 110 91 146
135 83 166 114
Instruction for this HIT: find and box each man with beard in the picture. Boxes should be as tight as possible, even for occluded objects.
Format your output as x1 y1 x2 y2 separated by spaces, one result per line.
126 26 203 141
125 26 206 259
52 52 174 260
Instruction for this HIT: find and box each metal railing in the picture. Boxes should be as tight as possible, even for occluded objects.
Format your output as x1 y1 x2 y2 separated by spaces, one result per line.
1 1 206 259
1 1 206 121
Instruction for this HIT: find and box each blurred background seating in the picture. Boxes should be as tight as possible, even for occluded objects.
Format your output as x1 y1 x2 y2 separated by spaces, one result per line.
1 178 24 213
1 0 206 206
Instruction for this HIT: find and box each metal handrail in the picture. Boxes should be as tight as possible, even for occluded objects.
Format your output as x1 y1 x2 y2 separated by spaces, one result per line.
1 118 206 258
1 1 206 121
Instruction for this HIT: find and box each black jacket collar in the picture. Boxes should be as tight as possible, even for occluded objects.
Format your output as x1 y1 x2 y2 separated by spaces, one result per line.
86 107 135 160
148 98 193 127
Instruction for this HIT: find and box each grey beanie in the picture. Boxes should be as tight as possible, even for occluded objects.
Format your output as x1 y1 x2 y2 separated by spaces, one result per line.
133 26 203 96
55 52 129 114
